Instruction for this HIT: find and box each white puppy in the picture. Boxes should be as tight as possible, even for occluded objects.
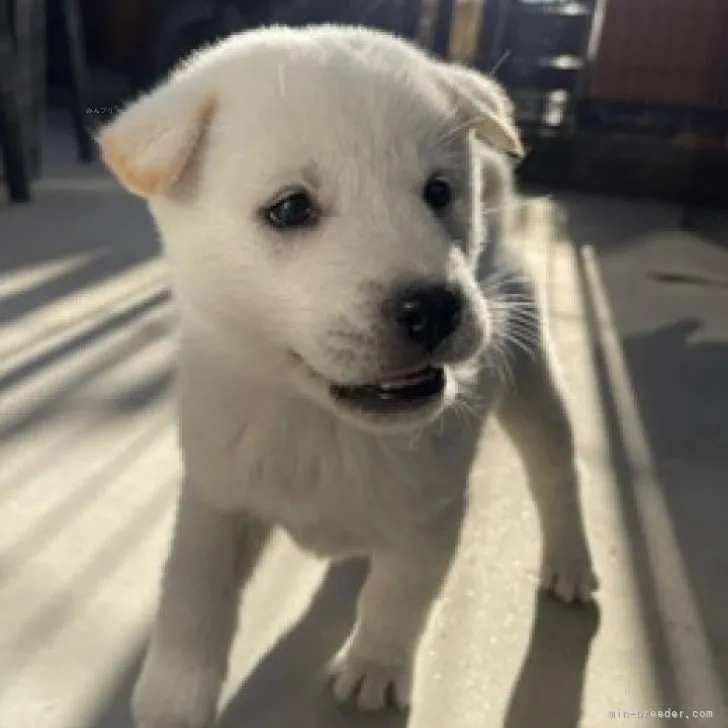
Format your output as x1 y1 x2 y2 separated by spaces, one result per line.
99 24 597 728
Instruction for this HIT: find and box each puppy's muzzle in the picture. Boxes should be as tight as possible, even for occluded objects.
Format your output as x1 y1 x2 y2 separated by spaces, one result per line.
387 284 464 353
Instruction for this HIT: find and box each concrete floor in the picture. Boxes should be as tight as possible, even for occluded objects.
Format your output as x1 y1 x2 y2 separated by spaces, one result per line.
1 129 727 728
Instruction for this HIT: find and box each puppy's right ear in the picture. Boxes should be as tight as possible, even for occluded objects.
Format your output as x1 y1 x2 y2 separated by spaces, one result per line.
98 76 217 198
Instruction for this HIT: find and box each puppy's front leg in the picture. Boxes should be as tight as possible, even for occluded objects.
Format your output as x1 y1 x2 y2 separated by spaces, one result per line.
497 341 598 604
331 533 458 712
133 486 268 728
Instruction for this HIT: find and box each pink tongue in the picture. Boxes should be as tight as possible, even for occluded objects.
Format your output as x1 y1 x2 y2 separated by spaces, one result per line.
378 369 430 389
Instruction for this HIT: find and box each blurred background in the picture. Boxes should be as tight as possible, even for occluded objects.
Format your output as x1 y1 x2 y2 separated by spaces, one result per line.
3 0 724 209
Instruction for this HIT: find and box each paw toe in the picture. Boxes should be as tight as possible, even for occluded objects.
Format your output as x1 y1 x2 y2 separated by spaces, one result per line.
330 655 411 711
541 555 599 604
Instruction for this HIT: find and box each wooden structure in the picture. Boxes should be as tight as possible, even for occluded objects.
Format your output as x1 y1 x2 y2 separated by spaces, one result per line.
590 0 728 112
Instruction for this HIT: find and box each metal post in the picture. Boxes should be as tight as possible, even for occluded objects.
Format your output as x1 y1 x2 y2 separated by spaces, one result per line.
60 0 95 161
432 0 455 59
0 0 31 201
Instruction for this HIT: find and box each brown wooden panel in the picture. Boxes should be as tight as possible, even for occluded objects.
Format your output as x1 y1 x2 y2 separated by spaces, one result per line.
588 0 728 109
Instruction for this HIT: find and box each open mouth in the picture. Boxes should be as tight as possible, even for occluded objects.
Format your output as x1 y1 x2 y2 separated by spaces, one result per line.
331 365 446 411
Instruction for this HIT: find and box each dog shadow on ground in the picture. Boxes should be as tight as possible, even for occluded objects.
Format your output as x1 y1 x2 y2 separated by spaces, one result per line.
219 562 599 728
504 593 601 728
218 559 409 728
85 563 599 728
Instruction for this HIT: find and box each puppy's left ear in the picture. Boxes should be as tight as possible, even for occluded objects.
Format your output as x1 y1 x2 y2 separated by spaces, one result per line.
97 74 217 198
433 63 524 158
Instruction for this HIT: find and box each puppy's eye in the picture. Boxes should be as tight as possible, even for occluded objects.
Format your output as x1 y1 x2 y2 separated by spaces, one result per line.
423 175 453 212
265 190 318 230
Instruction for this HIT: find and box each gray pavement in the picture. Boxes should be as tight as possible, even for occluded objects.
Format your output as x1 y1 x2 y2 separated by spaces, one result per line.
1 128 727 728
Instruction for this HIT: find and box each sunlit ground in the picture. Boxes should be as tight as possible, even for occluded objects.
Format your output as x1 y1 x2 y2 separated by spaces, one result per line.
0 147 726 727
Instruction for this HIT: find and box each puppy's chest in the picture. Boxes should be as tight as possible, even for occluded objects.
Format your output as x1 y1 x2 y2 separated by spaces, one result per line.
195 409 472 555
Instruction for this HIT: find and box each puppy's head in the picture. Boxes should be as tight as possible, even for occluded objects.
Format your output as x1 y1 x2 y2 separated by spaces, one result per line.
99 26 522 433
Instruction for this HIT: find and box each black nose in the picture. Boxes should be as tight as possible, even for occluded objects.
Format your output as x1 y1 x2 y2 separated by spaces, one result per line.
392 285 464 352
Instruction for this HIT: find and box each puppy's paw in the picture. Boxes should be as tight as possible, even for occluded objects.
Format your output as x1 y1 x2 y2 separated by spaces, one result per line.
132 663 217 728
540 545 598 604
329 652 413 711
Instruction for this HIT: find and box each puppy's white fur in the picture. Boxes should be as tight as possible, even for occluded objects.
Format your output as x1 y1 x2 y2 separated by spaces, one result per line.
99 25 597 727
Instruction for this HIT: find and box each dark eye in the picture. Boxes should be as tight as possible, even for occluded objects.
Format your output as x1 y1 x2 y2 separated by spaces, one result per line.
265 190 318 230
423 175 453 212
